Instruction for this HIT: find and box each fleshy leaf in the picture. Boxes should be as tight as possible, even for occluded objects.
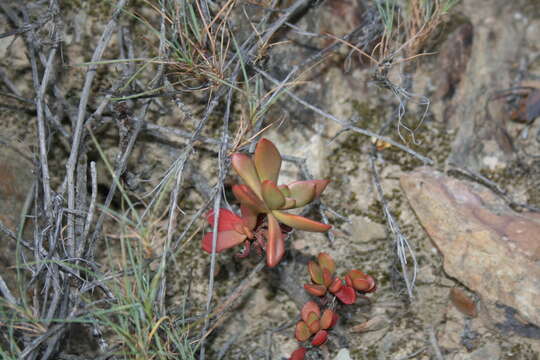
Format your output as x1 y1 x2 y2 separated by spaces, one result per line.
261 180 286 210
307 319 320 334
335 286 357 305
288 180 330 202
295 322 311 342
254 138 282 184
206 209 242 232
289 347 307 360
328 277 343 294
231 153 262 197
304 284 327 297
308 261 324 285
281 197 297 210
287 181 316 208
311 330 328 347
273 211 331 232
240 205 257 230
322 268 333 288
300 301 321 322
232 185 268 213
320 309 338 329
278 184 291 197
201 230 246 253
266 213 285 267
347 270 376 292
344 274 353 288
318 253 336 275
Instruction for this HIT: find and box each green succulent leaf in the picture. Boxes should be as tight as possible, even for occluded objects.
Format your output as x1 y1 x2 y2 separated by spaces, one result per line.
278 184 291 197
266 213 285 267
231 153 262 197
318 252 336 275
308 261 324 285
301 301 321 322
287 181 316 208
295 321 311 342
232 185 268 213
273 211 331 232
254 138 282 184
281 197 297 209
261 180 286 210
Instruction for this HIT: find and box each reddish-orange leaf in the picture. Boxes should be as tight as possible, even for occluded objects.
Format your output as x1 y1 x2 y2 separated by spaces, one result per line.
311 330 328 346
304 284 327 297
300 301 320 322
266 213 285 267
344 274 353 288
289 347 307 360
232 184 267 213
335 286 357 305
320 309 338 329
328 277 343 294
201 231 246 253
295 321 311 342
273 211 331 232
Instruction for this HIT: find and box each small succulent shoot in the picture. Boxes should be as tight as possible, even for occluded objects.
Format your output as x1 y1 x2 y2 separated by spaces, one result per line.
295 301 335 348
304 252 341 297
346 269 377 293
231 138 331 267
291 254 377 359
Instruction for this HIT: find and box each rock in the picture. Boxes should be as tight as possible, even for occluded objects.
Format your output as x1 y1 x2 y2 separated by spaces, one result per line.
400 167 540 326
453 343 501 360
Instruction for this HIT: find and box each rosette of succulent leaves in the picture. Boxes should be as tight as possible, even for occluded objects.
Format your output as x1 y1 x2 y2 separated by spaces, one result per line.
202 138 331 267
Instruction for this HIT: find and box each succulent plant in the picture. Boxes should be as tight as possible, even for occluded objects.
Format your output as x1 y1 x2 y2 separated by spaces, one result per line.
303 253 377 305
201 138 331 267
230 138 331 267
294 301 337 347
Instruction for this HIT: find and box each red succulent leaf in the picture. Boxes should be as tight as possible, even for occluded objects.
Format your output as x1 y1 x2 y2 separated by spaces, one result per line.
201 230 246 253
304 284 327 297
266 213 285 267
254 138 282 184
320 309 339 329
317 252 336 275
308 261 324 285
273 211 331 232
295 321 311 342
300 301 321 322
335 285 357 305
206 209 242 232
231 153 262 197
289 347 308 360
240 205 257 231
344 274 353 288
322 268 333 288
311 330 328 346
328 277 343 294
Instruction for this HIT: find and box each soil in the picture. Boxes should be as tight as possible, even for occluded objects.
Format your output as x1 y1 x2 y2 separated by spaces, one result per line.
1 0 539 359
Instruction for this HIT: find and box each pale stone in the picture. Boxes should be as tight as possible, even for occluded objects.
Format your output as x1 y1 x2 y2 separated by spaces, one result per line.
400 167 540 326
